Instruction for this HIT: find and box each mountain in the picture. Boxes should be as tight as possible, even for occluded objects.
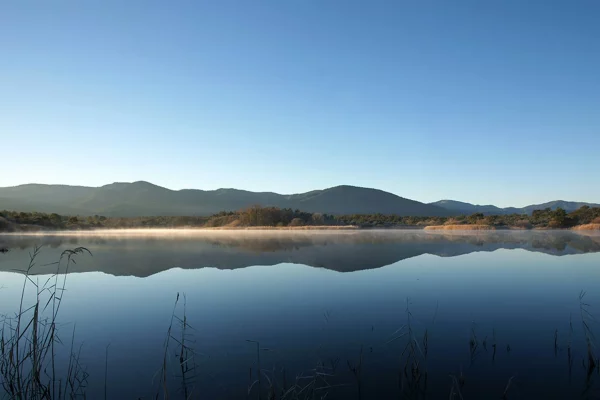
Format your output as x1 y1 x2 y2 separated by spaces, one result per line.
0 182 451 217
519 201 600 214
429 200 506 215
431 199 600 215
3 182 596 218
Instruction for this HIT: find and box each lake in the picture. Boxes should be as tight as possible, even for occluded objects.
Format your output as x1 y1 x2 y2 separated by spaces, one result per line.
1 230 600 399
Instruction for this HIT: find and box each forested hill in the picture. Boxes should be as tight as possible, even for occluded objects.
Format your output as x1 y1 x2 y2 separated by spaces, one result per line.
0 182 450 217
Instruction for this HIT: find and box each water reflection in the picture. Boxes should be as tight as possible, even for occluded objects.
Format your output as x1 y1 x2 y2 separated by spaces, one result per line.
1 230 599 276
0 231 599 398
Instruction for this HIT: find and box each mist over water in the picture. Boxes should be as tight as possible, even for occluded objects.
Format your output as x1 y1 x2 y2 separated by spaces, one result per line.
1 230 599 398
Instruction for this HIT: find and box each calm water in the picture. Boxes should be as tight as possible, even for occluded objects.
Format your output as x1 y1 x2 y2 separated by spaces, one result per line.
1 230 599 399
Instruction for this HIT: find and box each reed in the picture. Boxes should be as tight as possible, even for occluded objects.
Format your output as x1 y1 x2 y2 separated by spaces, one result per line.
0 246 91 400
578 291 597 389
154 292 198 400
244 341 344 400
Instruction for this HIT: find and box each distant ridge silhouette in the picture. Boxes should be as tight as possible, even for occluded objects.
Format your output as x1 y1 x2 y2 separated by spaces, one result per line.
0 182 450 217
0 182 597 217
430 199 600 215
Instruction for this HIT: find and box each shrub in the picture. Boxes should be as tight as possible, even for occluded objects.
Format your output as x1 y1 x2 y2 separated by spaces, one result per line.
513 220 533 229
289 218 304 226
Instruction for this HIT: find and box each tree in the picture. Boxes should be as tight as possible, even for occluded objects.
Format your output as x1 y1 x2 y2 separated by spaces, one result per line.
553 208 567 223
311 213 324 225
548 208 575 228
467 213 485 224
289 218 304 226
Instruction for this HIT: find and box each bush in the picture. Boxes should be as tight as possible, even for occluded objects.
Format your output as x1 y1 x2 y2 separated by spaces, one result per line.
0 216 12 231
289 218 304 227
513 220 533 229
547 219 563 229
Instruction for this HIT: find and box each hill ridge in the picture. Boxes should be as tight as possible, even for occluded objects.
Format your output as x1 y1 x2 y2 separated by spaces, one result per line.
430 199 600 215
0 182 450 217
2 182 597 217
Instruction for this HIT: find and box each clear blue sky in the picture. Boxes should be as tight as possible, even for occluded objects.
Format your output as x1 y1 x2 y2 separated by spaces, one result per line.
1 1 598 207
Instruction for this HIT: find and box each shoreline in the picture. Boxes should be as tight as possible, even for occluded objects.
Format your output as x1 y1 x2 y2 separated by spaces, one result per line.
1 226 599 237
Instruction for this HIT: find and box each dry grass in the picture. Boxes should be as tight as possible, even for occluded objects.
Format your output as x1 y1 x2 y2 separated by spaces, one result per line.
424 224 496 231
572 224 600 231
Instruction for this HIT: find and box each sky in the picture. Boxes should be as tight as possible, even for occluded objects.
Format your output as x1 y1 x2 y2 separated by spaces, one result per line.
1 0 599 207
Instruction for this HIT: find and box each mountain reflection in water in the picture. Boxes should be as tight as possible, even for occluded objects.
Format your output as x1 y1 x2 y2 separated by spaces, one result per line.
1 230 598 277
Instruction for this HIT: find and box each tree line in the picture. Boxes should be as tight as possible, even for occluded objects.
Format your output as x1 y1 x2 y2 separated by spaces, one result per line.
1 205 599 232
335 206 600 228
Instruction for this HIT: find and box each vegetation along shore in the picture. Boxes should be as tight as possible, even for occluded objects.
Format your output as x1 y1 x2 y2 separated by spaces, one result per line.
1 205 599 232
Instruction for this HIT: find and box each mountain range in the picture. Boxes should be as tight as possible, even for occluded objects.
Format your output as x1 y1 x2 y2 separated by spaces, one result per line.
0 182 449 217
0 182 597 217
429 199 600 215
